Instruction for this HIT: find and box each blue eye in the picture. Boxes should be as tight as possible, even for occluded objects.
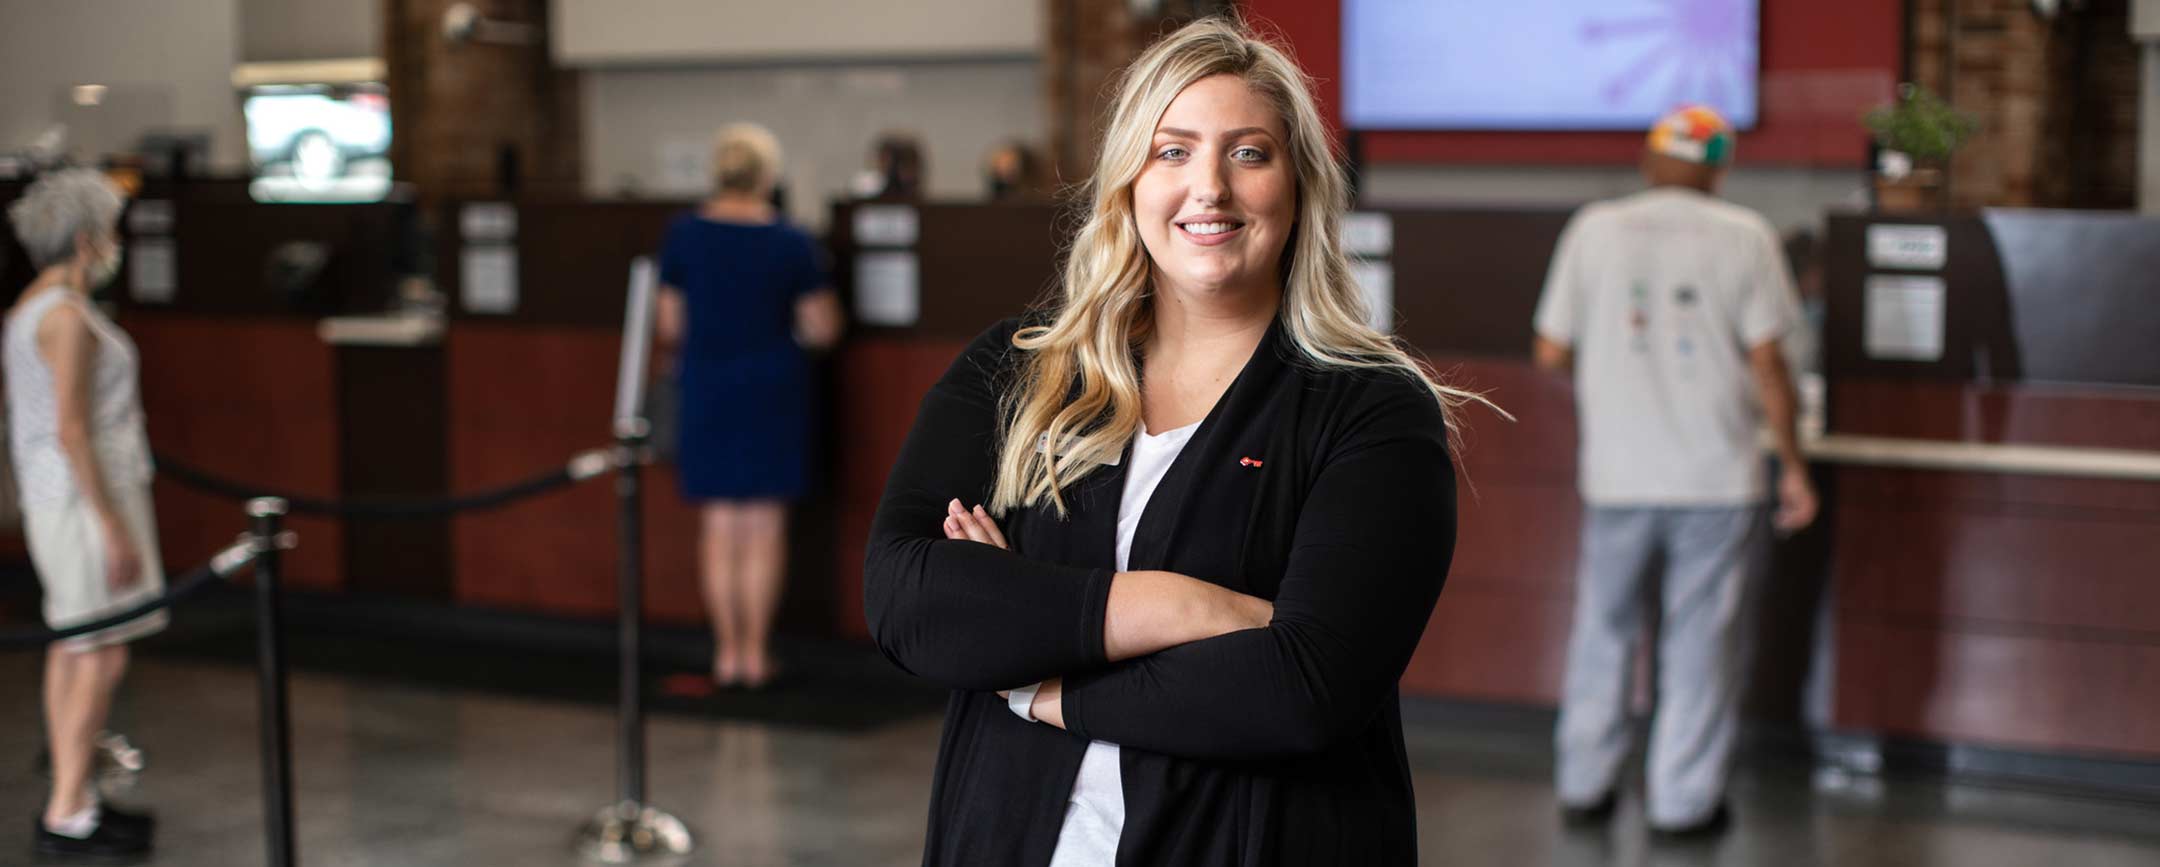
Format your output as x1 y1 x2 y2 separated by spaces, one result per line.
1157 146 1189 161
1232 146 1267 162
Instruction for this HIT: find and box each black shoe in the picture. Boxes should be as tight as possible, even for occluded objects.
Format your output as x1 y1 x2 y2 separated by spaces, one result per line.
1559 791 1617 826
96 804 155 840
32 815 152 858
1650 803 1731 840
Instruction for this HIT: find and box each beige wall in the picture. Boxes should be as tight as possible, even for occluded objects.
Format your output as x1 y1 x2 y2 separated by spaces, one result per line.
1359 164 1870 236
551 0 1040 65
240 0 378 62
581 60 1044 229
0 0 245 169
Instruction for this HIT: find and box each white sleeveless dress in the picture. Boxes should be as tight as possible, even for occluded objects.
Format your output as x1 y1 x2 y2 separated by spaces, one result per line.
3 286 164 649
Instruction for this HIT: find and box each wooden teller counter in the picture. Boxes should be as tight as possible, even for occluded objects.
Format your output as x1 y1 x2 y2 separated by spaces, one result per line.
4 179 2155 783
0 181 782 633
822 201 2160 784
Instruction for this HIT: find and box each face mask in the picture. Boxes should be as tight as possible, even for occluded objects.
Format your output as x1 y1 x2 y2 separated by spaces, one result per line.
87 241 123 289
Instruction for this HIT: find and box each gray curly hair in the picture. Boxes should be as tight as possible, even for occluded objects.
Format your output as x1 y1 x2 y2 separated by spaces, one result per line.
7 169 123 270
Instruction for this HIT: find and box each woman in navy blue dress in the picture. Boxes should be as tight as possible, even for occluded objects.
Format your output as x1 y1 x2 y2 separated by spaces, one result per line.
656 123 843 689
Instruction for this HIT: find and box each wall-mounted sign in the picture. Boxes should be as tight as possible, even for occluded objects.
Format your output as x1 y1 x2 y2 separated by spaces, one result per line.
854 251 919 326
852 205 919 247
460 202 518 243
1342 211 1393 258
1864 274 1946 361
1866 224 1948 270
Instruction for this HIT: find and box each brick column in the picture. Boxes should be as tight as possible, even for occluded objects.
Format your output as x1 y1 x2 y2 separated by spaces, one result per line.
1908 0 2138 209
1044 0 1227 185
384 0 581 202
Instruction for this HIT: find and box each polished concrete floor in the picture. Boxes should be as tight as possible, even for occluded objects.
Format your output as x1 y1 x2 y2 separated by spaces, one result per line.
2 653 2158 866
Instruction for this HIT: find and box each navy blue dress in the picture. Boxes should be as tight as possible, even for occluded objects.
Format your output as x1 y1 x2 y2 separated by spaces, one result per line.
659 213 827 501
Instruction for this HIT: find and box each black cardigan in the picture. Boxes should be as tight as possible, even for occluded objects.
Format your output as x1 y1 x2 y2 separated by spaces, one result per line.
864 317 1457 866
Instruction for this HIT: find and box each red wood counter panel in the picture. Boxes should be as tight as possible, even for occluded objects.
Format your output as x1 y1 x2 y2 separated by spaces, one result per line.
123 315 344 590
1837 619 2160 757
826 344 1591 704
443 324 703 624
1833 476 2160 637
1405 358 1585 702
1406 585 1575 704
1828 378 2160 757
831 337 969 641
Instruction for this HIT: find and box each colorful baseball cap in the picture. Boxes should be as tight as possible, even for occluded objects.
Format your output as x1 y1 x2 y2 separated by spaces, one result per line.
1647 105 1736 167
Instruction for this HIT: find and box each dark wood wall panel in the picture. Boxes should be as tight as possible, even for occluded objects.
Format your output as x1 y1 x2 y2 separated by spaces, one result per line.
1823 212 2160 389
124 315 345 590
441 200 687 326
1390 210 1572 358
443 324 705 623
338 346 451 600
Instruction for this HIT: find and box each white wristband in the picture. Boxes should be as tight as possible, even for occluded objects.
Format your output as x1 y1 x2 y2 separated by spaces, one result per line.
1006 682 1042 723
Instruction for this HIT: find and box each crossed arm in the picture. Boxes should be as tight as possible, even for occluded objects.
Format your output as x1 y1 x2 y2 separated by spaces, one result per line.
860 326 1275 692
863 326 1456 759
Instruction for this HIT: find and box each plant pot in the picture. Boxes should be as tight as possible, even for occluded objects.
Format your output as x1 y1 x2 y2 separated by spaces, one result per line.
1874 168 1947 214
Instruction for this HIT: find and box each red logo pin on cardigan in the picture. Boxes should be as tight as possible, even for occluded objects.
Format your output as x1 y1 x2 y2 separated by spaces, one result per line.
1239 456 1264 468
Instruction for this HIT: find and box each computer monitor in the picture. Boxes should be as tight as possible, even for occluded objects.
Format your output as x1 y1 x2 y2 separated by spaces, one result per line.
1343 0 1761 131
243 82 392 203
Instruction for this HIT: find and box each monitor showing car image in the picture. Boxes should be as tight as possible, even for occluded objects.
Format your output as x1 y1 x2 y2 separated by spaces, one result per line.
244 83 391 203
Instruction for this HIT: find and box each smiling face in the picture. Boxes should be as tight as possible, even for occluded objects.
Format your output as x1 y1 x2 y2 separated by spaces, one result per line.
1131 73 1297 307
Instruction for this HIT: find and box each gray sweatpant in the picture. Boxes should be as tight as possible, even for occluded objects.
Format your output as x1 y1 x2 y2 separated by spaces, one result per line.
1553 504 1767 827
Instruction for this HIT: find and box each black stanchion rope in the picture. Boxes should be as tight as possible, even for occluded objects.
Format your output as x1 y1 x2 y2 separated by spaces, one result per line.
0 539 263 647
150 448 613 518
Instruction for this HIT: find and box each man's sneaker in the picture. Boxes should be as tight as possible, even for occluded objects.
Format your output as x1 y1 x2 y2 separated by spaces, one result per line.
1650 803 1732 840
1558 790 1617 826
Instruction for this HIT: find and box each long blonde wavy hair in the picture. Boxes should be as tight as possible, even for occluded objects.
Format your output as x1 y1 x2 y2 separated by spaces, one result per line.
990 16 1489 517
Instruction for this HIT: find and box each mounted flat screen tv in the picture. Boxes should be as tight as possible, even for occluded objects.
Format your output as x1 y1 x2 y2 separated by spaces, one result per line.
243 83 392 203
1342 0 1760 131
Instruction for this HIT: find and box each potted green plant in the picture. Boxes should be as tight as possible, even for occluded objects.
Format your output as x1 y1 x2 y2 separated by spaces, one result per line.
1863 83 1979 213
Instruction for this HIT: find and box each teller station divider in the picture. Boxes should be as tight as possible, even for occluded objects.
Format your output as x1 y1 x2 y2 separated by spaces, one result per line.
1820 211 2160 763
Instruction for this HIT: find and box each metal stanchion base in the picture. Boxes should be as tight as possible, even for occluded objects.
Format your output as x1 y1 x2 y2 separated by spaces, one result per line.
571 801 694 864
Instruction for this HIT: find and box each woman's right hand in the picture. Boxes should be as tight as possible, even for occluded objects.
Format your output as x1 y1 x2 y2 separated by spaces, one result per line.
101 520 141 592
943 499 1008 549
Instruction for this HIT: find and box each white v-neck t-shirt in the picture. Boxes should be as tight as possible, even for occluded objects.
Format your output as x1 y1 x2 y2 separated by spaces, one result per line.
1045 418 1201 867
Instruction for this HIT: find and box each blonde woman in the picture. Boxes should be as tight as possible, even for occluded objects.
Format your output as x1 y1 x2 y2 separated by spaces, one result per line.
656 124 843 689
6 169 160 858
864 18 1469 865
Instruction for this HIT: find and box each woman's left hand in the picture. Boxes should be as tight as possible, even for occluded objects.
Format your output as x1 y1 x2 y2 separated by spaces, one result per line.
942 499 1008 550
948 500 1069 726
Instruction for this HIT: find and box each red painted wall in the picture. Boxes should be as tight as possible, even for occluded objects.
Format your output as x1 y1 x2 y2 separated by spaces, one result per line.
1241 0 1903 167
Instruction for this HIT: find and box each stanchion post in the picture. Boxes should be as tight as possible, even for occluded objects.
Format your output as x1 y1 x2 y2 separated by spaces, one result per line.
615 421 647 808
572 256 690 863
249 497 298 867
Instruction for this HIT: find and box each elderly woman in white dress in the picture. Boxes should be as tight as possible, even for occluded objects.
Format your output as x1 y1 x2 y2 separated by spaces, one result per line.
5 169 160 858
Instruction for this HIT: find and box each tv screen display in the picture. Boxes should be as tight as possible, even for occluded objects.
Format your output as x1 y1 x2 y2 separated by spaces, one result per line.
1342 0 1760 131
244 83 392 203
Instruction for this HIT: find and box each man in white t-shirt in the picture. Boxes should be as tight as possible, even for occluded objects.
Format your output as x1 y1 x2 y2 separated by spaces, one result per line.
1532 105 1817 837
